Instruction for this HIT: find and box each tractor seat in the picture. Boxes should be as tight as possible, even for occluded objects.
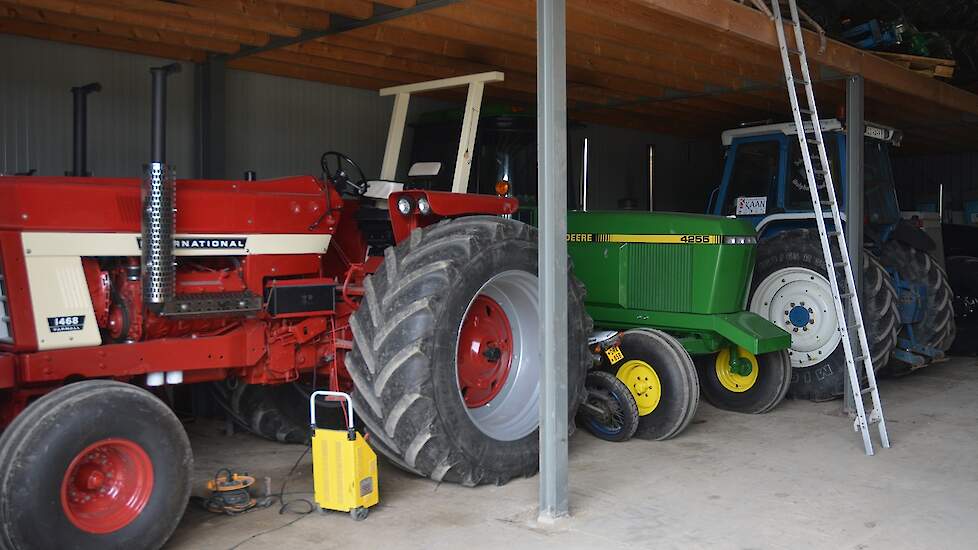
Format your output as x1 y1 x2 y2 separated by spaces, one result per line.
363 180 403 201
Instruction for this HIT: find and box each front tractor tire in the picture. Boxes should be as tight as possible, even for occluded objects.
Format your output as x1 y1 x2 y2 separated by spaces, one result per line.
593 329 700 441
750 229 899 401
0 381 192 550
346 217 590 486
696 348 791 414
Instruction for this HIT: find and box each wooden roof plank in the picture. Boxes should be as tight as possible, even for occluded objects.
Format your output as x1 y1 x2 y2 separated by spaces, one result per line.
90 0 300 37
174 0 331 31
0 17 204 61
0 3 240 54
275 0 373 20
4 0 268 45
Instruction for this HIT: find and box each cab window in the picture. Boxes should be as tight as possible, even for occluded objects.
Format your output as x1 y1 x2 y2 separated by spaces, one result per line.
722 140 780 215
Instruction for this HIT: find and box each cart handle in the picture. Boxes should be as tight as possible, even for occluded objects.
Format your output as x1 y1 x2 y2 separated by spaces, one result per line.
309 390 355 434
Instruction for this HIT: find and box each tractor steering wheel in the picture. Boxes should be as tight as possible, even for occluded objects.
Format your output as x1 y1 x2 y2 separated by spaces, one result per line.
320 151 369 196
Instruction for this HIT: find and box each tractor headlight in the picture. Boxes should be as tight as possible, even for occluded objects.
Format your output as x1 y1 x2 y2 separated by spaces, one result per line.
396 196 414 215
417 197 431 215
723 235 757 245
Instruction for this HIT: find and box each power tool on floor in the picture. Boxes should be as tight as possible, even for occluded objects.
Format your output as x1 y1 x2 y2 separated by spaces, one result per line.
309 391 378 521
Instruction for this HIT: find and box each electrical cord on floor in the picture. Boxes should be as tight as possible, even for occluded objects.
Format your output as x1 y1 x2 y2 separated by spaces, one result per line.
277 444 315 515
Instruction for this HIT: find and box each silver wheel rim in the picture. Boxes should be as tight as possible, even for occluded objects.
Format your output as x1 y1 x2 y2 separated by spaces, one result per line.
455 270 540 441
750 267 840 369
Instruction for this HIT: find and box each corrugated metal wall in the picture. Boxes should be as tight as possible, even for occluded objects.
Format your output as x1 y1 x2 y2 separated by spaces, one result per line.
893 152 978 210
0 34 195 178
225 70 442 180
0 34 444 180
571 124 722 213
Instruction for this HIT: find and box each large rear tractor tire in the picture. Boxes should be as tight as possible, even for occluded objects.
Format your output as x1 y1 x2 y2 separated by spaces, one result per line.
346 217 591 486
0 381 192 550
878 240 956 374
750 229 899 401
695 348 791 414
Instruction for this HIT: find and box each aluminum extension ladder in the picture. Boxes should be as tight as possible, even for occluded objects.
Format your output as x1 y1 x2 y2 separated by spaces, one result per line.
769 0 890 455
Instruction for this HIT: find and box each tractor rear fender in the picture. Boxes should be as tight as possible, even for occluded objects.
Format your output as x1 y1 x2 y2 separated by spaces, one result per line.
387 190 519 243
890 218 936 253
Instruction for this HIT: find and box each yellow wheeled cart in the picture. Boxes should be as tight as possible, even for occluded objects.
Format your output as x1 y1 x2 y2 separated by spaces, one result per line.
308 391 379 520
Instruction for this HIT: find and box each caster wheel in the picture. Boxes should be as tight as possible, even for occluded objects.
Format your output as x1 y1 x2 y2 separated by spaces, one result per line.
350 507 369 521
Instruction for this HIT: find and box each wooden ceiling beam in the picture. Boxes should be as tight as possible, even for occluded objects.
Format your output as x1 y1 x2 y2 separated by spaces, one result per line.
0 17 204 61
472 0 785 91
174 0 330 31
374 0 416 8
89 0 300 37
4 0 268 45
324 29 753 124
0 3 240 54
274 0 373 20
229 55 395 89
384 12 778 119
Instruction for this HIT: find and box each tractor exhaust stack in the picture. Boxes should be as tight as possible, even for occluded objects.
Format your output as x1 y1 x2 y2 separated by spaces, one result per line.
142 63 180 311
70 82 100 177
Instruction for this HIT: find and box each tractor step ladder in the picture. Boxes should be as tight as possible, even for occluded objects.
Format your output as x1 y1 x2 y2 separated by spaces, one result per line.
770 0 889 455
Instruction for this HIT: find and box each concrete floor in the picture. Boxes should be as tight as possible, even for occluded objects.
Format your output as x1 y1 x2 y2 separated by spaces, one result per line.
167 356 978 550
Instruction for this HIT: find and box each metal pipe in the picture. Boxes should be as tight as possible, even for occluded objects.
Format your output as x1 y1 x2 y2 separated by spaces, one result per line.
143 64 181 311
70 82 101 177
150 63 181 163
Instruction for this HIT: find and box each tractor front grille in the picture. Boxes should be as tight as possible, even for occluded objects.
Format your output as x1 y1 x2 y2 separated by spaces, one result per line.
0 247 11 343
626 244 693 312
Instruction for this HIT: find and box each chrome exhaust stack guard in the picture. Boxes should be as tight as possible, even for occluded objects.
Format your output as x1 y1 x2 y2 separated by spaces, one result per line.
141 63 180 312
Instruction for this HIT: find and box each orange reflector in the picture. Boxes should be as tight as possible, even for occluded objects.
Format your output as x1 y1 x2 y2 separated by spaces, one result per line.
495 180 510 196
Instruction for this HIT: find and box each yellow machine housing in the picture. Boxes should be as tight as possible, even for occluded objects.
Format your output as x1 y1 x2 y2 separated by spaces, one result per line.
309 391 379 520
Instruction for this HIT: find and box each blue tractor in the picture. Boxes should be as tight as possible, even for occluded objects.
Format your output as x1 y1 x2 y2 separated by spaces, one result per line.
710 120 955 400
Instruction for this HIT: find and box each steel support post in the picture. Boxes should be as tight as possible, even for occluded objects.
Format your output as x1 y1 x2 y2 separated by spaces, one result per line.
844 74 865 414
537 0 569 522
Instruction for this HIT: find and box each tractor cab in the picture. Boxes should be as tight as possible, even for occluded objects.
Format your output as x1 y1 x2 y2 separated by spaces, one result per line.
711 119 903 239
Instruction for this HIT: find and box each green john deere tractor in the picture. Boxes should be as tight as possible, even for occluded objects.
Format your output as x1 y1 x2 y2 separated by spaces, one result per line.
409 107 792 443
566 211 791 441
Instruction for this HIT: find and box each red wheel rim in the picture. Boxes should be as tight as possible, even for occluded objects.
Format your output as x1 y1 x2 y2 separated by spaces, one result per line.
457 295 514 408
60 438 154 534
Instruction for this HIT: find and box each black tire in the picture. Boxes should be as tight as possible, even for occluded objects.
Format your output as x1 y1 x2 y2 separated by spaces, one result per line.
345 217 591 486
0 381 192 550
601 329 699 441
947 256 978 355
751 229 899 401
878 239 956 374
695 349 791 414
578 371 640 442
213 381 346 444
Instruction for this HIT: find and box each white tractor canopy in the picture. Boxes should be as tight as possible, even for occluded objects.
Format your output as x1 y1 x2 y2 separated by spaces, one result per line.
721 119 901 146
377 72 505 194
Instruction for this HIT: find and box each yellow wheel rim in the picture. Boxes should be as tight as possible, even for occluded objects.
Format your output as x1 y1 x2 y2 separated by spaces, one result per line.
616 360 661 416
714 347 759 393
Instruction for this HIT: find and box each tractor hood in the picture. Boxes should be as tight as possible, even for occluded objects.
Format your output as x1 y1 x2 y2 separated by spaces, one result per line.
567 210 758 238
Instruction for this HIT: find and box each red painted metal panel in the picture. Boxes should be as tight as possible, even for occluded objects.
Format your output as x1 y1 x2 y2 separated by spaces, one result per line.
17 322 267 383
0 175 341 235
0 233 38 352
388 190 519 242
0 354 15 389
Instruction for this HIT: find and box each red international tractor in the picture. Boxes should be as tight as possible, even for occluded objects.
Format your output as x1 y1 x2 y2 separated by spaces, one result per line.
0 67 590 549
